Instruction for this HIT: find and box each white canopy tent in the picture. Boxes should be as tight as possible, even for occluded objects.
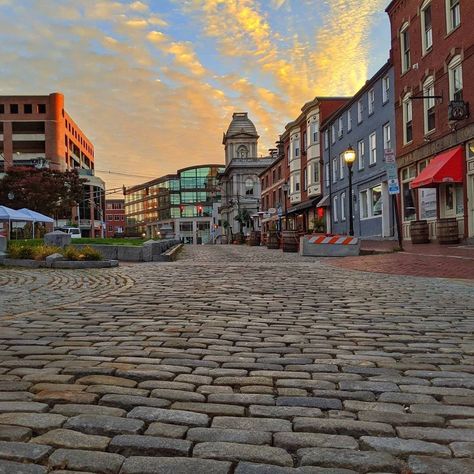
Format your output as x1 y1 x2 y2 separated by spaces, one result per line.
0 205 34 240
18 208 54 239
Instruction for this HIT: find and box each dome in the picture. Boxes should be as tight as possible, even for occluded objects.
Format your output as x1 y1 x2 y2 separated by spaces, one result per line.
224 112 259 139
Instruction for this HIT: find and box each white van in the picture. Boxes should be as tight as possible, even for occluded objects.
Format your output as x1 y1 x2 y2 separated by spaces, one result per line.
59 227 82 239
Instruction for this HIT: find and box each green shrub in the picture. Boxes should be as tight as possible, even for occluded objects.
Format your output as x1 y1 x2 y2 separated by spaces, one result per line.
63 246 102 261
78 246 102 261
62 246 81 261
33 245 62 261
8 245 36 260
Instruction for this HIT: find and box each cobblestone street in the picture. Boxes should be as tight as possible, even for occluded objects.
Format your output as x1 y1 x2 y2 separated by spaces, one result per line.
0 245 473 473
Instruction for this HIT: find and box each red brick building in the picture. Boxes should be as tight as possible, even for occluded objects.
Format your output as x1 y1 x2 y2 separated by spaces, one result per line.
105 199 125 238
387 0 474 241
0 92 104 237
278 97 350 232
259 147 285 232
0 92 94 172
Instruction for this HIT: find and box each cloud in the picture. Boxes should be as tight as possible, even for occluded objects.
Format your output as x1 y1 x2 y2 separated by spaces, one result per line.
0 0 388 192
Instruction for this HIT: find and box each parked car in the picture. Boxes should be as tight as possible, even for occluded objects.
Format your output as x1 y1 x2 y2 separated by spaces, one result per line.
59 227 82 239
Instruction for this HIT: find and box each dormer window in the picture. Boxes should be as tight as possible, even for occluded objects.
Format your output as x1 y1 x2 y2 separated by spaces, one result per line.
237 145 248 159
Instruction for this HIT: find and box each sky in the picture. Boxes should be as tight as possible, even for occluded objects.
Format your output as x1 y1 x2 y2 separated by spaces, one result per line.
0 0 391 192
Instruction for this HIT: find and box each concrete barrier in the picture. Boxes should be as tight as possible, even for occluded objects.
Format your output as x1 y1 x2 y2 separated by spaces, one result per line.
72 239 180 262
300 235 360 257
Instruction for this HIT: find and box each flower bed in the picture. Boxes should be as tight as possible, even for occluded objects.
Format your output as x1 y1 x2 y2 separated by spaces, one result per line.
8 243 102 261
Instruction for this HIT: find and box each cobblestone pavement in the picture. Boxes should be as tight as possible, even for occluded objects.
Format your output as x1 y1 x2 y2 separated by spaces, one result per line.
0 245 473 473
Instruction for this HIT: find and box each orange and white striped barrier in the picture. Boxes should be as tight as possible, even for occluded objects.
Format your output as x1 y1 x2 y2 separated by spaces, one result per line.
307 235 359 245
300 234 360 257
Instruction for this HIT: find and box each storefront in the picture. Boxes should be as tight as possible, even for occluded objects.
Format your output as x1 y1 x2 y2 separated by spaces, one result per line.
400 145 467 241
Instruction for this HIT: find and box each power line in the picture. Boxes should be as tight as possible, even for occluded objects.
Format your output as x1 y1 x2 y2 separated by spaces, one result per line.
95 169 158 179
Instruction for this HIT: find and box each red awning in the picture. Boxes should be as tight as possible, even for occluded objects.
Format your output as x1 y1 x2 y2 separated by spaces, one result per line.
410 146 464 189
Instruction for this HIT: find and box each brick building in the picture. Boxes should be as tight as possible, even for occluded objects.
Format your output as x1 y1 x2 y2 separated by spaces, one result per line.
105 199 125 238
387 0 474 241
0 92 104 237
273 98 350 232
259 145 284 232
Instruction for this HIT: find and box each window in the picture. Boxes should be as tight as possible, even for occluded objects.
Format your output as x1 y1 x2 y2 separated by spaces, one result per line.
114 215 121 221
339 153 344 180
295 173 300 192
332 157 338 183
313 162 320 183
360 185 382 219
333 196 338 222
341 192 346 221
325 163 330 188
446 0 460 32
401 165 417 221
311 122 319 144
292 137 300 159
24 104 33 114
369 132 377 165
368 89 375 115
423 76 436 133
245 178 254 195
331 125 336 144
400 23 411 73
303 168 307 191
237 145 248 158
382 76 390 103
383 123 391 150
357 100 363 123
37 104 46 114
10 104 19 114
421 1 433 53
302 132 307 152
347 111 352 132
0 104 4 114
324 130 329 149
358 140 365 171
338 117 343 137
448 56 463 101
403 94 413 144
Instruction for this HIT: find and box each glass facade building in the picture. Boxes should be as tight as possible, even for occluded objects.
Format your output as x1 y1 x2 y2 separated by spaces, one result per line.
124 165 224 243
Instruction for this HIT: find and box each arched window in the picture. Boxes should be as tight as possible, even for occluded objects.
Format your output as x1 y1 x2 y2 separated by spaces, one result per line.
400 22 411 73
245 178 254 195
423 76 436 133
237 145 248 159
448 55 463 101
421 1 433 54
402 93 413 144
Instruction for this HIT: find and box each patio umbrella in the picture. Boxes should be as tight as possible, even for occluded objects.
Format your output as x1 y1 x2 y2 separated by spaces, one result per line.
18 208 54 239
0 206 34 240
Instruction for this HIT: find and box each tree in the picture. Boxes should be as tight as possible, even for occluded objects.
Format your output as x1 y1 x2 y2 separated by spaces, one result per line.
0 167 86 218
235 208 253 232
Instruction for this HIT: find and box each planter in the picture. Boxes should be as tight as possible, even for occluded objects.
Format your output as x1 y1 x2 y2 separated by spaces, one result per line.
248 231 261 246
410 220 430 244
437 218 459 245
266 231 279 249
234 233 245 245
282 230 299 253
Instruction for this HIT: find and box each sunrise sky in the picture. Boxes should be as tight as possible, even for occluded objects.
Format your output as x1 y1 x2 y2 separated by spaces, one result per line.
0 0 390 191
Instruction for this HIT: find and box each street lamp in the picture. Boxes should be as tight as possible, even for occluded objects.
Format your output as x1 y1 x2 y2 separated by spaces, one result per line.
343 145 356 236
282 181 289 230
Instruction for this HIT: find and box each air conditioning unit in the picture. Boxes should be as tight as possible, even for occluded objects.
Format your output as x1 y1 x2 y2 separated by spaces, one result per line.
449 101 469 121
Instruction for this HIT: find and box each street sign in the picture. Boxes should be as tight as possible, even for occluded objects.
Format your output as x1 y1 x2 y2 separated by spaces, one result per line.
277 205 282 217
388 178 400 195
384 148 396 164
386 164 398 180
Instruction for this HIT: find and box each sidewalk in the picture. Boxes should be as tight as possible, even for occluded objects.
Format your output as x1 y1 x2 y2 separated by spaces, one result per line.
331 240 474 280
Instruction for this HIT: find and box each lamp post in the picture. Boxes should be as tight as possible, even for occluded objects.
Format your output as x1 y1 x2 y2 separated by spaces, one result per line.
282 182 289 230
343 145 356 236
